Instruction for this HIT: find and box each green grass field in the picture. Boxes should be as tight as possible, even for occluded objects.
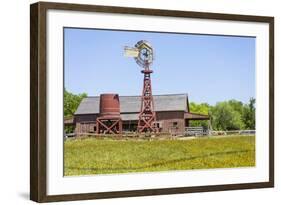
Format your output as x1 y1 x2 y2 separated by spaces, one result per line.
64 135 255 176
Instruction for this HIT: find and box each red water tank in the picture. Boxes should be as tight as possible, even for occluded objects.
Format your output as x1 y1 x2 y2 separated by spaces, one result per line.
99 94 120 117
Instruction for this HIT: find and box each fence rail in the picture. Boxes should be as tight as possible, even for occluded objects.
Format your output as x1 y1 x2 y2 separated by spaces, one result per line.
185 127 255 137
64 133 76 138
65 129 256 138
185 127 209 136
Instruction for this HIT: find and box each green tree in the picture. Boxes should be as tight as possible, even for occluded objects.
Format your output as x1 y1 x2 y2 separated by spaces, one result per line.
64 89 87 117
210 102 244 131
189 102 210 127
242 98 255 129
228 99 244 114
190 98 255 131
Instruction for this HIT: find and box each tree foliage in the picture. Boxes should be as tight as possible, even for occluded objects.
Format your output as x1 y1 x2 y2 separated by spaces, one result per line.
242 98 255 130
210 102 244 130
64 89 87 117
189 98 256 131
189 102 210 127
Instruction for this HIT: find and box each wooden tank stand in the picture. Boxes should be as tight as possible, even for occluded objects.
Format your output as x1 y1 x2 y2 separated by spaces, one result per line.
96 116 122 134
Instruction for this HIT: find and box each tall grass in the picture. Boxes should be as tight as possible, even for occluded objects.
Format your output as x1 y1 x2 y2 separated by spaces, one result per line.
64 135 255 176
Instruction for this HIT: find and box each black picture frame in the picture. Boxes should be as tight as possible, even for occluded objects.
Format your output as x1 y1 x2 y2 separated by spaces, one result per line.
30 1 274 202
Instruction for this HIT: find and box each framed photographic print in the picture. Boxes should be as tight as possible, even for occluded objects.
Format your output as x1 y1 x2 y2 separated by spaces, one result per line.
30 1 274 202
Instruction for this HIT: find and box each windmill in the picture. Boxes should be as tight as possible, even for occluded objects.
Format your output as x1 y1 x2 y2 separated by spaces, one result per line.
124 40 156 132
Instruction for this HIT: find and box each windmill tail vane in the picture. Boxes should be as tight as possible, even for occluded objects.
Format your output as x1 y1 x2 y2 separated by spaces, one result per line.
124 46 139 57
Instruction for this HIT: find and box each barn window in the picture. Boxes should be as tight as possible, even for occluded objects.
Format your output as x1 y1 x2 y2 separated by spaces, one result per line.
173 122 178 127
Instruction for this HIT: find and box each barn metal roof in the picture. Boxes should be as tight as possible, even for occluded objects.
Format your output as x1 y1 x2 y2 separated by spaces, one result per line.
75 94 189 115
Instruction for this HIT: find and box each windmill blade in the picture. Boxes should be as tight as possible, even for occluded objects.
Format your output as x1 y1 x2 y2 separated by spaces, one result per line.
124 46 139 57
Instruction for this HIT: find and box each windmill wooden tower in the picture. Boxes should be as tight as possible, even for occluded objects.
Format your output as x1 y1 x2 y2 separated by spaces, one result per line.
124 40 156 132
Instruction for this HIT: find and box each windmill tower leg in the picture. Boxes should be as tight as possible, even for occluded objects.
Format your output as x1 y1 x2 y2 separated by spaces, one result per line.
137 69 156 133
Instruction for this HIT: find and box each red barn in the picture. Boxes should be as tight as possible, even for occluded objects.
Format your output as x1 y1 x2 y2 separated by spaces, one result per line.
72 94 209 135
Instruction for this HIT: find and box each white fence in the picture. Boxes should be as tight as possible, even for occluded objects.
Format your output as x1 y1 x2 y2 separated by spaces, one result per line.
185 127 256 137
185 127 209 136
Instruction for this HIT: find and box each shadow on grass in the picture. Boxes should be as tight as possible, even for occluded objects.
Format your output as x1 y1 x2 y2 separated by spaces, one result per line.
65 149 255 172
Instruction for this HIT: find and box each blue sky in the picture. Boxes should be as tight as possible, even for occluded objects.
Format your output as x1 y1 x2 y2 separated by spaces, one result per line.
64 28 255 105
